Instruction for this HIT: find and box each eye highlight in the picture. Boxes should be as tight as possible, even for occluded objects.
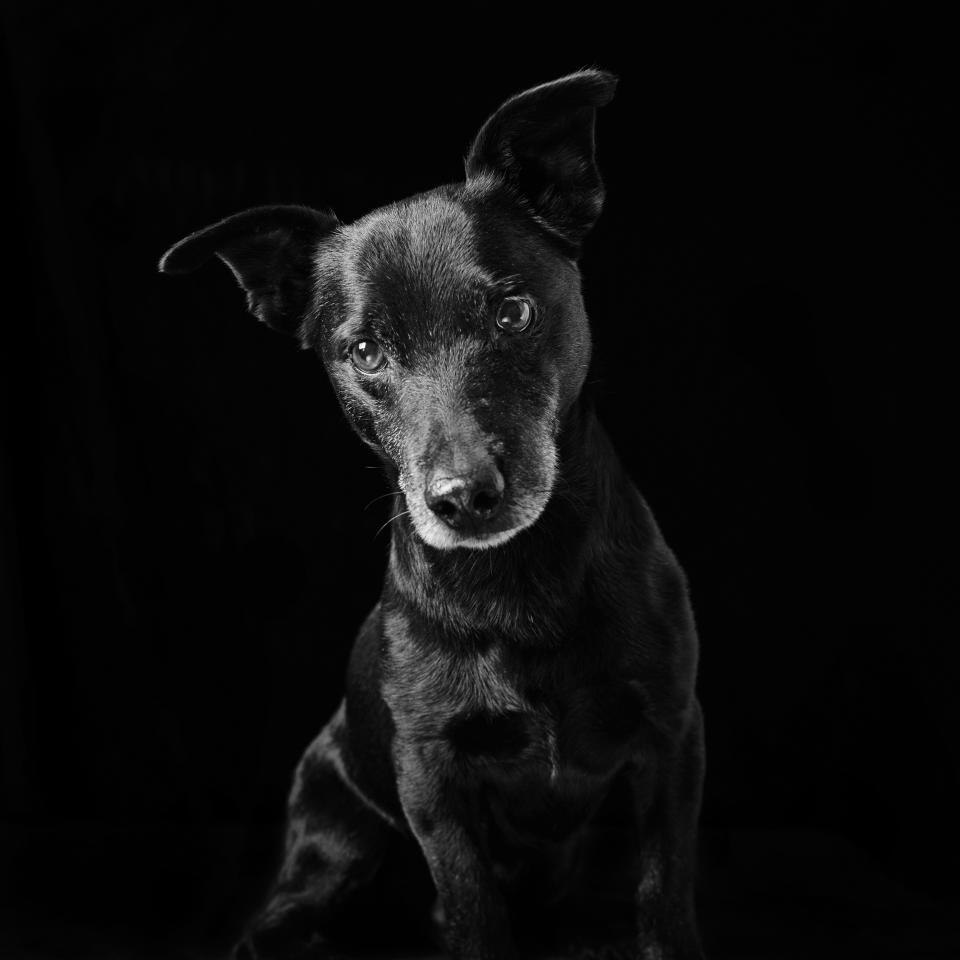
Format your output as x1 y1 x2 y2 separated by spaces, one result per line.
495 296 533 333
350 339 386 373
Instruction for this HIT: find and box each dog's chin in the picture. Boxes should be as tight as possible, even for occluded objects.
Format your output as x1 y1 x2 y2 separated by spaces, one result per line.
422 523 523 551
406 496 551 552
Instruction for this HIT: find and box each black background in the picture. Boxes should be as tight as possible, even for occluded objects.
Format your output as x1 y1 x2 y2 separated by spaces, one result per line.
2 5 956 958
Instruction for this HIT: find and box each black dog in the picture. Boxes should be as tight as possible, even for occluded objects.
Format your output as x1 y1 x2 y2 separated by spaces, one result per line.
160 70 705 960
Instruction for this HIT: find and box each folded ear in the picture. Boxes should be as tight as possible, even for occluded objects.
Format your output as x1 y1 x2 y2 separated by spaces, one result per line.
158 205 340 335
465 69 617 253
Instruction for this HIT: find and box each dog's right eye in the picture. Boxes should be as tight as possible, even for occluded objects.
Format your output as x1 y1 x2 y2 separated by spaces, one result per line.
495 296 533 333
350 339 386 373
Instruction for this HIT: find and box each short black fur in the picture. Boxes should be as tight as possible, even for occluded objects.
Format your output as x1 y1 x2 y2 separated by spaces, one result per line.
160 69 706 960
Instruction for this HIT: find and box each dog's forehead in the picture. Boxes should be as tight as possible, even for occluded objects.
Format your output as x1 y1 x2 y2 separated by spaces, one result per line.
340 192 494 324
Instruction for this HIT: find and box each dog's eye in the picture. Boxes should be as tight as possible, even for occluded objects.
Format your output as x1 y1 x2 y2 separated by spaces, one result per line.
350 339 386 372
496 297 533 333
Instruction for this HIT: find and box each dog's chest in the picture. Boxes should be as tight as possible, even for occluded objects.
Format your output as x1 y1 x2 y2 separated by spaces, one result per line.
384 629 649 782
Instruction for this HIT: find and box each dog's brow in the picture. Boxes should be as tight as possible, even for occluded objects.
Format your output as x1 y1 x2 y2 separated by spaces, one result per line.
487 273 525 295
331 316 369 349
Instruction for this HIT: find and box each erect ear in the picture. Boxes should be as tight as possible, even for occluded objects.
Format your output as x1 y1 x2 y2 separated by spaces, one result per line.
465 69 617 254
158 205 340 335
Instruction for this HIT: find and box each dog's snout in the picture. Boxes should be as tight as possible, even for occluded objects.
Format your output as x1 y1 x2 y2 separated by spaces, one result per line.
425 465 505 530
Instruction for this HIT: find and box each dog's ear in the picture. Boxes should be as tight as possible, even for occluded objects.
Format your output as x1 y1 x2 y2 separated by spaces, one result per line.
465 69 617 253
158 205 340 335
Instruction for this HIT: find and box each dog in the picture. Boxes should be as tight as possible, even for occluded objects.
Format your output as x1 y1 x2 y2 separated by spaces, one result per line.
159 70 705 960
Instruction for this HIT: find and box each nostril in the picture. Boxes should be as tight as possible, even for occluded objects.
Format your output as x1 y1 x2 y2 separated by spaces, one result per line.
432 497 460 521
471 489 501 518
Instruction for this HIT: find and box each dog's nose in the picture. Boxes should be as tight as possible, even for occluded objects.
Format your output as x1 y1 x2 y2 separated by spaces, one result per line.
425 465 505 529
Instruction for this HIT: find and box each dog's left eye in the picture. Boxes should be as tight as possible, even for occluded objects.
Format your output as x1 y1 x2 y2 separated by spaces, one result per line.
496 297 533 333
350 339 386 372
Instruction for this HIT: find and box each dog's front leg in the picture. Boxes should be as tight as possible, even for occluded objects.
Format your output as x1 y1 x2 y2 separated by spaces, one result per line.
633 701 707 960
395 743 516 960
236 702 392 960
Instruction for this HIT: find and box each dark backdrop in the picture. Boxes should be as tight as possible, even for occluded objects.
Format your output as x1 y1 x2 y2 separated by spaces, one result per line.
2 5 956 959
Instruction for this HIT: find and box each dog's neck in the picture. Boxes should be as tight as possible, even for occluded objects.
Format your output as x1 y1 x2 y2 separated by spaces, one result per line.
385 396 646 647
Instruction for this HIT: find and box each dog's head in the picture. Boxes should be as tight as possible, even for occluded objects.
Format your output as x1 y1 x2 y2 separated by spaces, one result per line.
159 70 616 550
